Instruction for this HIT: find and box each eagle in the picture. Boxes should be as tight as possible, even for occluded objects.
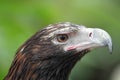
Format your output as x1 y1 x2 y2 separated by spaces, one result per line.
4 22 112 80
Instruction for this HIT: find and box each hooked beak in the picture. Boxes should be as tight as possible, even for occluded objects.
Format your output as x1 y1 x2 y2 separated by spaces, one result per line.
77 27 112 53
91 28 112 53
66 27 113 53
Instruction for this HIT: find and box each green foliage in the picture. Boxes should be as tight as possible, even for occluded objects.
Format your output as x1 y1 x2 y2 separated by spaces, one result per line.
0 0 120 80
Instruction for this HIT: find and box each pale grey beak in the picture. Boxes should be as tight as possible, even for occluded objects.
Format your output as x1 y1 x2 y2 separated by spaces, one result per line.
75 27 113 53
91 28 113 53
93 28 112 53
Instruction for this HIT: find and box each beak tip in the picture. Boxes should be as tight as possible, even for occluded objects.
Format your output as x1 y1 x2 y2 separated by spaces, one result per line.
107 39 113 54
109 45 113 54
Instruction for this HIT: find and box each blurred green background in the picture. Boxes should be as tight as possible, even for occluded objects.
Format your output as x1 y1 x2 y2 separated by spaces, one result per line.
0 0 120 80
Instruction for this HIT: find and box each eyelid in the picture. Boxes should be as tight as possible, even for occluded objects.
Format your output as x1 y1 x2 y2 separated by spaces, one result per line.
54 33 70 39
55 30 77 36
54 33 72 40
55 32 70 35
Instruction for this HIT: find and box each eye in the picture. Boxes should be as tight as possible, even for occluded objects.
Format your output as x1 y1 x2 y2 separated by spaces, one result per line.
56 34 69 42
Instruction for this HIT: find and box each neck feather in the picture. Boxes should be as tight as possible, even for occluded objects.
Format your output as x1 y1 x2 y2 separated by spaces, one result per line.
5 52 83 80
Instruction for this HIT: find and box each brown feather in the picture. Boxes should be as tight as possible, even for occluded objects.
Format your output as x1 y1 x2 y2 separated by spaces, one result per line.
4 23 89 80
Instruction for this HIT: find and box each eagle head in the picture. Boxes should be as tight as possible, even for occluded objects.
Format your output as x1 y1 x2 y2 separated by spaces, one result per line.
5 22 112 80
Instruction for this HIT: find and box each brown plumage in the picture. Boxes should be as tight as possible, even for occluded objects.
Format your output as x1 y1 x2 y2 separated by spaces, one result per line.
4 22 112 80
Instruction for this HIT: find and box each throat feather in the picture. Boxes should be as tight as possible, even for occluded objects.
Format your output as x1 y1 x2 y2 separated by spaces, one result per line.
5 52 82 80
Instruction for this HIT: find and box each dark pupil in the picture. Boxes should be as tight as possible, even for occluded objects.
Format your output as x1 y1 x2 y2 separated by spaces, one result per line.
60 35 66 40
57 34 68 42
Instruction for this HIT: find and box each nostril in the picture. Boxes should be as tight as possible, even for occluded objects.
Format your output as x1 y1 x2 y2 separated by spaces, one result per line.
89 32 92 37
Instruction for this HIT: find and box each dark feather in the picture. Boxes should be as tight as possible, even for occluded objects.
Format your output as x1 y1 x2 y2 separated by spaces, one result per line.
4 23 89 80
